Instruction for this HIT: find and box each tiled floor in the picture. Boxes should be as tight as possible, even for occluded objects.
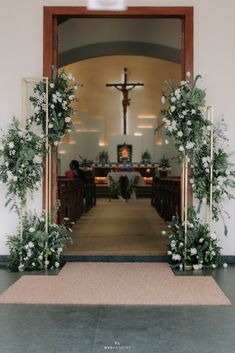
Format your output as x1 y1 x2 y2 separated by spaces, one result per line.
0 265 234 353
65 199 168 256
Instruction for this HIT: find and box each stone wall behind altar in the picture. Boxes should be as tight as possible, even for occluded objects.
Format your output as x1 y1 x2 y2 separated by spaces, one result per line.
1 0 235 255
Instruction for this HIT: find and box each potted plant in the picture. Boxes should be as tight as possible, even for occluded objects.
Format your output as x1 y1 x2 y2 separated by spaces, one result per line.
141 150 151 164
98 150 109 164
158 156 170 177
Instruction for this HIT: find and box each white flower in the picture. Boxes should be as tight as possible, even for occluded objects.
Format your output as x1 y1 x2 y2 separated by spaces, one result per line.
50 104 55 109
39 255 43 260
164 139 169 145
55 262 60 268
6 170 13 180
187 120 192 126
32 262 36 267
167 251 172 255
69 95 74 100
18 264 24 271
0 143 4 151
189 178 194 184
182 110 187 116
186 142 194 150
74 85 78 90
191 109 196 114
33 155 42 164
45 260 49 266
223 263 228 268
205 168 210 173
13 176 18 182
210 232 217 240
190 248 197 255
177 131 183 137
161 230 166 235
170 106 176 113
211 251 216 256
180 80 187 86
179 242 184 248
179 145 184 152
171 97 176 103
175 88 180 96
212 264 216 269
199 238 204 243
5 161 9 167
49 123 54 129
172 254 181 261
54 141 58 146
29 228 35 233
65 117 71 123
193 264 203 270
161 96 166 104
9 142 14 149
50 83 54 88
179 263 183 270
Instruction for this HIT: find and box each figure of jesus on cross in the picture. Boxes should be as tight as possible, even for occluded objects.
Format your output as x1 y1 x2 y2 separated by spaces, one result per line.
106 68 144 135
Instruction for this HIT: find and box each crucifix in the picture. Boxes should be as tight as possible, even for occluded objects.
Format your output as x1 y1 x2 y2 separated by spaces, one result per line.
106 68 144 135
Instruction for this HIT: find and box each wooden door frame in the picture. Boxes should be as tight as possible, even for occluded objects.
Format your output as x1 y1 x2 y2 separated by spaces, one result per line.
43 6 194 210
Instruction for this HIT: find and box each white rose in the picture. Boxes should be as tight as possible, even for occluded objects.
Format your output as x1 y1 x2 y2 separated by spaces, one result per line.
170 106 176 113
171 97 176 103
186 142 194 150
9 142 14 149
179 145 184 152
177 131 183 137
69 95 74 100
49 123 53 129
167 251 172 255
13 176 18 182
33 155 42 164
187 120 192 126
39 255 43 260
212 264 216 269
50 83 54 88
54 141 58 146
161 230 166 235
161 96 166 104
45 260 49 266
210 232 217 240
190 248 197 255
55 262 60 268
29 228 35 233
65 117 71 123
223 263 228 268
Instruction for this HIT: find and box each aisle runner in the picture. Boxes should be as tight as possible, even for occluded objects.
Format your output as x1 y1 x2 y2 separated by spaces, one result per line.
0 263 231 305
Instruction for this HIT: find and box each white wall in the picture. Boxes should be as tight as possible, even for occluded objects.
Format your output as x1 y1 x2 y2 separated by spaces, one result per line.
1 0 235 255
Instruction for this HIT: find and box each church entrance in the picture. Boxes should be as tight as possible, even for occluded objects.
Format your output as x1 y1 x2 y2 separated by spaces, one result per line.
43 6 193 257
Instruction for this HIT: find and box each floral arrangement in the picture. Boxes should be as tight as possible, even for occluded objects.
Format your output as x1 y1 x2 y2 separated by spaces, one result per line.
98 150 109 163
141 150 151 163
7 210 72 272
0 119 44 209
158 156 170 170
29 67 78 145
161 76 208 159
165 207 221 269
191 129 235 226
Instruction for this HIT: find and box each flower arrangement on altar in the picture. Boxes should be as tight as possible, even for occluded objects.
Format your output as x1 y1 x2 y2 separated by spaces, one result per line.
165 207 221 269
29 67 78 145
7 209 72 272
0 118 44 209
161 75 208 159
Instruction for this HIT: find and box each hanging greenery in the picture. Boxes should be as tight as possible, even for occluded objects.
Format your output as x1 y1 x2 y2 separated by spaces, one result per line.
28 67 78 145
191 128 235 227
0 118 44 209
161 76 208 160
7 209 72 272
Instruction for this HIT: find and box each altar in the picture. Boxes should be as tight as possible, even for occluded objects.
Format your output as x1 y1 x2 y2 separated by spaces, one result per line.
107 171 145 186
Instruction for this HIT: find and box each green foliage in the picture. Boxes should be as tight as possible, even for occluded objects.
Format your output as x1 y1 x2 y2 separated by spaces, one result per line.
192 129 235 226
161 77 208 160
158 156 170 169
0 118 44 209
166 207 221 268
7 210 72 272
29 66 78 145
141 150 151 163
98 150 109 163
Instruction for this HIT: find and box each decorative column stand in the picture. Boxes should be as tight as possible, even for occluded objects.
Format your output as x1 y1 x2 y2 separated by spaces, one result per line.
207 106 214 235
182 154 190 270
22 77 49 270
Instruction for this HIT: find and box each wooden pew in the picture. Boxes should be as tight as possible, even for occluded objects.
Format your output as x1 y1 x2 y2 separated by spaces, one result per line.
152 177 181 222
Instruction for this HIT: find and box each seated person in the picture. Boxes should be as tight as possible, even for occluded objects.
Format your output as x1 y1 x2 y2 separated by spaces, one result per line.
65 160 85 182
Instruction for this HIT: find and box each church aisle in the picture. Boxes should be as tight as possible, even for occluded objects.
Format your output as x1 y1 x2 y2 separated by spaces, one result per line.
64 199 168 255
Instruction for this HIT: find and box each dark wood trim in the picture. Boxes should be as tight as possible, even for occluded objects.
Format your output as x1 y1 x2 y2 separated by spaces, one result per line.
43 6 194 210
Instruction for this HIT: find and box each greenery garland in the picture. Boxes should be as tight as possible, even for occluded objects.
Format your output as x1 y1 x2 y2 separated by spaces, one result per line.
29 67 78 145
192 128 235 227
0 119 44 209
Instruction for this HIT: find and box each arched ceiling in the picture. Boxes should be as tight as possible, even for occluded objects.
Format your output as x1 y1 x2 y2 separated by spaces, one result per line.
58 18 182 66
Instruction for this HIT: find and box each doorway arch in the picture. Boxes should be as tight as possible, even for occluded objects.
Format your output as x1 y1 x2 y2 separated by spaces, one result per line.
43 6 193 211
